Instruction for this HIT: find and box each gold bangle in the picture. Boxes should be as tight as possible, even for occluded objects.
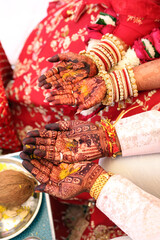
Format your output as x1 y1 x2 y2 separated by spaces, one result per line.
80 51 106 72
102 33 126 62
98 71 114 105
95 45 115 67
91 47 111 70
119 69 128 100
127 66 138 97
110 72 119 102
113 70 124 101
90 172 113 200
99 42 117 65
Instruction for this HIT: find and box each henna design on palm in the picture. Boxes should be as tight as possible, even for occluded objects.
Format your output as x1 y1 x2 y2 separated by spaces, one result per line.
21 159 106 200
38 52 98 89
45 75 106 113
20 120 109 165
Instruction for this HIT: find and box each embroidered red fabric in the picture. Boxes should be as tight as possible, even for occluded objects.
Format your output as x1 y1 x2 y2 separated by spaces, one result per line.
0 43 21 153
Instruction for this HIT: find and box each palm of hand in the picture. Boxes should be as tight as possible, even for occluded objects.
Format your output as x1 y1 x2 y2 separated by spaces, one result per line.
38 52 97 89
45 76 106 113
21 120 109 165
22 159 105 199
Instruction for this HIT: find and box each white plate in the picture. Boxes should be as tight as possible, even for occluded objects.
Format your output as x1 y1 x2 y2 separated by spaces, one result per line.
0 156 42 240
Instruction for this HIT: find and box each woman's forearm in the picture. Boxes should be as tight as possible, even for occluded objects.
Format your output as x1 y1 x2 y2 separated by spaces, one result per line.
134 58 160 91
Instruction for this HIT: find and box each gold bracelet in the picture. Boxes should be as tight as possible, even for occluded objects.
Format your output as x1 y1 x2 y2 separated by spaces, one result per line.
80 51 106 72
127 66 138 97
90 172 113 200
98 71 114 105
102 33 126 62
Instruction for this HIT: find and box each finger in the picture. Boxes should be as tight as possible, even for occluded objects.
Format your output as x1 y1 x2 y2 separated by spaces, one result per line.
48 94 76 106
30 159 51 176
23 144 57 155
38 80 52 89
23 144 36 154
33 148 56 163
27 129 58 138
46 89 73 98
26 130 40 137
38 79 47 87
47 53 74 63
45 121 71 131
43 83 52 89
36 137 56 146
45 74 61 83
22 160 49 183
35 183 61 199
38 67 59 82
23 136 56 146
20 152 33 161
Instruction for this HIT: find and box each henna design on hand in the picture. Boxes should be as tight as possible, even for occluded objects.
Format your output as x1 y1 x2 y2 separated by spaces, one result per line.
45 75 106 113
38 52 97 89
21 159 106 200
20 120 110 165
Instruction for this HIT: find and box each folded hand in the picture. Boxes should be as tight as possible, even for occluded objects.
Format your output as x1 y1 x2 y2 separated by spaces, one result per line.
45 75 106 113
21 160 105 199
38 52 97 89
20 120 109 165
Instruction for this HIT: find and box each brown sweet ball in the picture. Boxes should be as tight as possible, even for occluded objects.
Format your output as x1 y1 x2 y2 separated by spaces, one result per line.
0 170 36 208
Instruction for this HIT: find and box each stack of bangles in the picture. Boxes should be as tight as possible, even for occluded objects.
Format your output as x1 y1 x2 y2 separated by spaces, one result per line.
80 33 127 72
99 66 138 105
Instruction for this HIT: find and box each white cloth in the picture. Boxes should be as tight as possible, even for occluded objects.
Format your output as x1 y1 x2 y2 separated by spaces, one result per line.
115 110 160 156
112 237 131 240
0 0 50 66
96 175 160 240
99 152 160 199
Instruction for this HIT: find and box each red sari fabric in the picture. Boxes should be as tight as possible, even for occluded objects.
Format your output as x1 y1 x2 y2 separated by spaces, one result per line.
0 42 21 153
5 0 160 239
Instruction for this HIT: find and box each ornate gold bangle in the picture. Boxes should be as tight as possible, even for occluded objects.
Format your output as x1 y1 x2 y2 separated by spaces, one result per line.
90 172 113 200
126 66 138 97
102 33 126 62
98 71 114 105
80 51 106 72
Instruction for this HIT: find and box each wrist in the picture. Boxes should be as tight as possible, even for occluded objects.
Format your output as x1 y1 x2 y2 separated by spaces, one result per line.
90 171 114 200
99 65 138 106
101 119 121 158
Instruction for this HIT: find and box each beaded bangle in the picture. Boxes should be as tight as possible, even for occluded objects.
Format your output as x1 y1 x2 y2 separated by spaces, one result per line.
101 118 121 157
90 48 111 71
126 66 138 97
100 66 138 106
90 172 113 200
100 42 117 64
123 68 133 97
113 70 124 101
98 71 114 105
81 51 106 72
119 69 128 99
110 72 119 102
102 33 126 61
80 34 126 73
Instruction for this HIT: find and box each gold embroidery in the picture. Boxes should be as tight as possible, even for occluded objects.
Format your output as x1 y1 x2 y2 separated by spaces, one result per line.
127 15 143 25
155 19 160 22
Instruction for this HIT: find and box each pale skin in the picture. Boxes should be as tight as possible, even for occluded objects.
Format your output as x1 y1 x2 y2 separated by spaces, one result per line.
134 58 160 91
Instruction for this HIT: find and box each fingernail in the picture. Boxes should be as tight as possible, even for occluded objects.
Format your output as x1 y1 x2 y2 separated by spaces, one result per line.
45 93 51 98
